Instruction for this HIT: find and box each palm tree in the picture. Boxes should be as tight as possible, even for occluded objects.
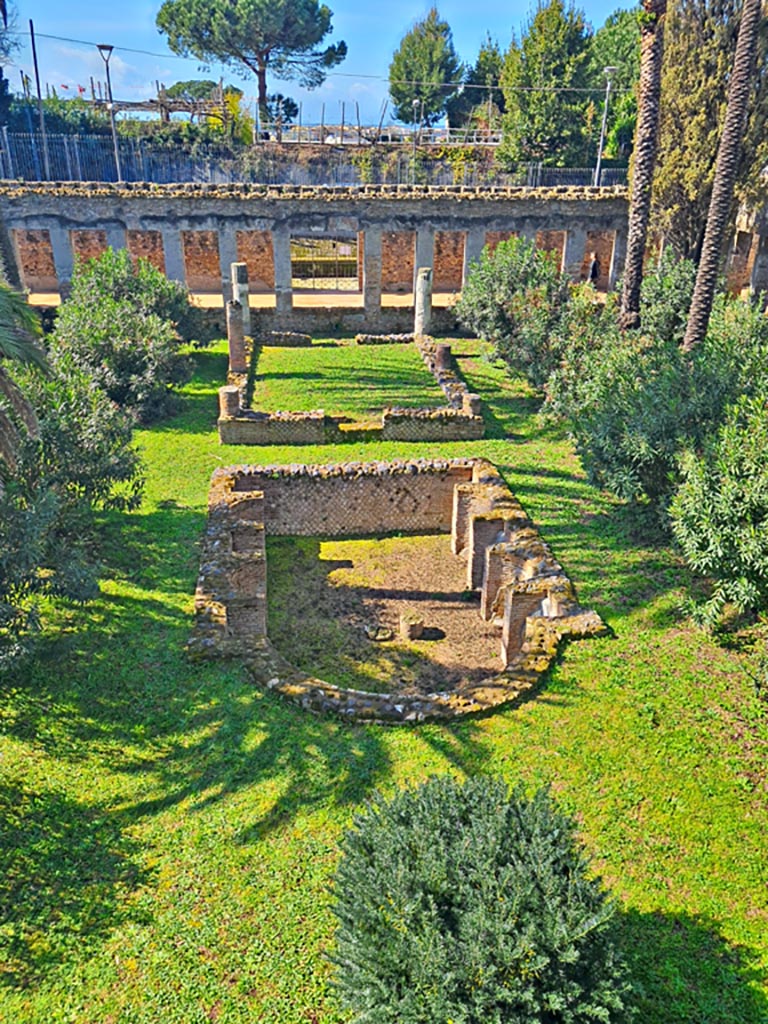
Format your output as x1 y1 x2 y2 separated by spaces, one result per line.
0 285 46 471
619 0 667 331
682 0 763 351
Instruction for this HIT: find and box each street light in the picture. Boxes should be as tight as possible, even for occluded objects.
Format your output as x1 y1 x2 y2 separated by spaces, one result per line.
412 98 420 184
593 65 618 187
97 43 123 183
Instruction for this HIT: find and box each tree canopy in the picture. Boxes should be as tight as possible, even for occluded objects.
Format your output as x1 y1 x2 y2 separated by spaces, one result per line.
388 8 463 126
156 0 347 120
446 35 505 129
499 0 593 166
652 0 768 259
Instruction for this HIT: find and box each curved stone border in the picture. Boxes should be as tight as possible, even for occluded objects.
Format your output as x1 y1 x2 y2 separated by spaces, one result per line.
247 608 605 724
189 457 607 723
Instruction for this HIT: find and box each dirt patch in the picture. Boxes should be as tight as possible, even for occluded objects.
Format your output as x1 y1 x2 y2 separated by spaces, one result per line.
267 534 504 695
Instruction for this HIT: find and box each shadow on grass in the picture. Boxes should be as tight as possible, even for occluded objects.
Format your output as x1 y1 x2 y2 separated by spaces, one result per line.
0 779 149 990
621 908 768 1023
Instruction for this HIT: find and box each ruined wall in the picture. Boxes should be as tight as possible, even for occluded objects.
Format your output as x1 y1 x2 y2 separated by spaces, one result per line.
127 229 165 272
236 230 275 291
190 456 607 722
71 230 108 262
182 230 220 291
13 229 56 290
382 231 415 292
227 460 475 536
433 230 465 291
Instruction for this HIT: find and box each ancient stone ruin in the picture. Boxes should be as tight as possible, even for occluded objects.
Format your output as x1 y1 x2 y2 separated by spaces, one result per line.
218 331 484 446
190 457 606 723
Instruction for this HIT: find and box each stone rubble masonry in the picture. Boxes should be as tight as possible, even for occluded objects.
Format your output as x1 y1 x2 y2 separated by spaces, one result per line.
217 334 485 445
189 457 606 723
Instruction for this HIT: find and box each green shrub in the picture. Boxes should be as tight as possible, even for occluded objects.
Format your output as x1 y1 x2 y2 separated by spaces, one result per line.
0 358 143 672
58 246 201 341
455 236 572 391
551 292 768 508
332 776 632 1024
635 250 696 345
671 396 768 626
51 249 194 423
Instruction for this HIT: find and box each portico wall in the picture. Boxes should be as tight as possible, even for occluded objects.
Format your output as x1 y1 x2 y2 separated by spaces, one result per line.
0 182 630 329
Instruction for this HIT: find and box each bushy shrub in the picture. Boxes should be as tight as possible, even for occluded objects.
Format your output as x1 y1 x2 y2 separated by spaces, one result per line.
550 292 768 508
0 358 143 672
51 249 193 423
636 250 696 345
59 246 201 341
332 776 632 1024
671 396 768 626
455 236 572 391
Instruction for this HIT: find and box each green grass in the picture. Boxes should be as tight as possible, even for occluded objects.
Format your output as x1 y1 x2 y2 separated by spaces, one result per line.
249 340 446 421
1 339 767 1023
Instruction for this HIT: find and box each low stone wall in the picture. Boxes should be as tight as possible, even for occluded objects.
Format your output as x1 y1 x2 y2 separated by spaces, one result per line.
379 406 484 441
189 457 606 722
219 408 326 446
218 334 484 445
354 332 414 345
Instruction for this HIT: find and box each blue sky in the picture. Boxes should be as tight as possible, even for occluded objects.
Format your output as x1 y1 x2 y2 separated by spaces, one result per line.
10 0 625 125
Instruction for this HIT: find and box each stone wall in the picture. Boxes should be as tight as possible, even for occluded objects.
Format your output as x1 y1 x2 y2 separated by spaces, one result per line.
189 457 606 723
228 459 475 536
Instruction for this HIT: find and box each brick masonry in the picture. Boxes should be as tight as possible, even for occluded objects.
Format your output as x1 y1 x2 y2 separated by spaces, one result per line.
13 229 56 290
182 230 221 291
382 231 415 292
433 230 465 291
189 457 606 723
127 230 166 273
71 229 108 262
236 230 275 291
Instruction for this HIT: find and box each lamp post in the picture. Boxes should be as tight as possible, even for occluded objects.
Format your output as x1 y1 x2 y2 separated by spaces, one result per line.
412 98 419 184
593 65 617 187
97 43 122 183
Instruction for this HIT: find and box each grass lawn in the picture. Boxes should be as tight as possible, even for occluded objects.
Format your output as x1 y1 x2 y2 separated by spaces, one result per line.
1 338 767 1023
249 340 446 420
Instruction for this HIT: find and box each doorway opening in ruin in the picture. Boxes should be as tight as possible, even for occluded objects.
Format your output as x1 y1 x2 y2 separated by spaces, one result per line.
290 234 360 293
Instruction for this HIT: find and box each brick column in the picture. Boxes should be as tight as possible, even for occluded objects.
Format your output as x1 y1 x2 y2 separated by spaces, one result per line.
161 229 186 285
48 225 74 296
413 227 434 291
363 226 382 315
218 227 238 303
272 225 292 315
608 228 627 290
562 226 588 280
462 227 486 285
